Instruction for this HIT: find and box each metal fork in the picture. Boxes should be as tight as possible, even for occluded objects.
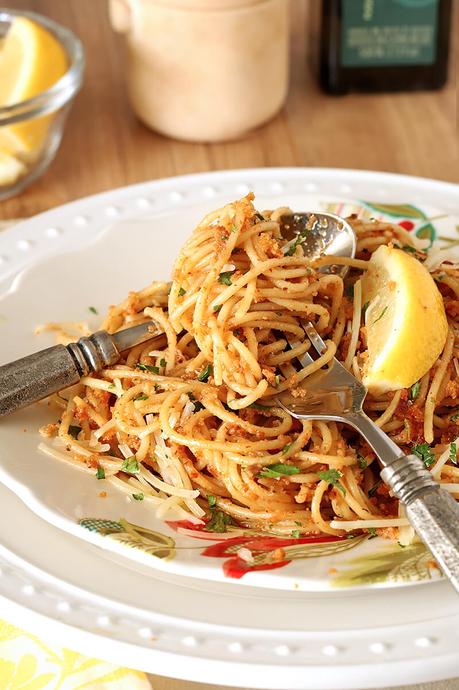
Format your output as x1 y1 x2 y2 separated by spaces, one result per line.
277 321 459 593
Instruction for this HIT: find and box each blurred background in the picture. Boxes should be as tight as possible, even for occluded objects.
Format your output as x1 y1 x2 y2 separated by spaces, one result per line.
2 0 458 220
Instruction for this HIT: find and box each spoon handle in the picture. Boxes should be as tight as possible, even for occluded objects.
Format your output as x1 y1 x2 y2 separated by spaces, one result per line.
382 454 459 592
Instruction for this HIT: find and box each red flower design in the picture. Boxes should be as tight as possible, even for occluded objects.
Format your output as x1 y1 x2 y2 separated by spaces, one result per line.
398 220 415 231
166 520 350 579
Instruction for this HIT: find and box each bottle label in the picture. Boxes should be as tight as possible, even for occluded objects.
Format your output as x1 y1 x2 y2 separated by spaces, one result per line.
341 0 439 67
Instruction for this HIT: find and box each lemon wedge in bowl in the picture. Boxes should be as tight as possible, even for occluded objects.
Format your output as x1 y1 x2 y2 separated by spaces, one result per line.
0 15 68 160
362 244 448 394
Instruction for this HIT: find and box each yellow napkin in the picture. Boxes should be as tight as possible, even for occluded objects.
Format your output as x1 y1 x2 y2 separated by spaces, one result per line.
0 620 151 689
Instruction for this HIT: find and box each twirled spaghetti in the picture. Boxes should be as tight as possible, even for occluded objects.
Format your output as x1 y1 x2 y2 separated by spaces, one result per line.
39 194 459 542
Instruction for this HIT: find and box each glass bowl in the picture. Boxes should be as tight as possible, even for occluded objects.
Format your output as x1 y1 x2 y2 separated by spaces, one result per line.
0 9 84 200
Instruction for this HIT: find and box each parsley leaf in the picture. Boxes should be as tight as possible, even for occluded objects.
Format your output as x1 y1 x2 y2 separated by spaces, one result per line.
282 442 293 455
213 304 222 313
88 306 98 314
357 454 367 470
259 463 301 479
412 443 435 468
410 381 420 401
207 494 217 508
121 456 140 474
367 527 377 539
178 286 186 296
450 442 457 466
231 223 237 234
186 391 204 412
318 468 346 495
160 358 166 368
218 271 234 286
284 233 306 257
198 364 213 382
368 479 382 497
136 363 160 374
204 510 236 533
451 412 459 423
248 402 273 410
96 466 105 480
132 493 144 501
397 541 406 548
291 529 300 538
401 245 417 254
135 394 149 401
372 305 388 324
68 424 81 439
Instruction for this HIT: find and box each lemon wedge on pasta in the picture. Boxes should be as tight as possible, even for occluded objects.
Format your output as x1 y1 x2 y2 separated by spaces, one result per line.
362 244 448 394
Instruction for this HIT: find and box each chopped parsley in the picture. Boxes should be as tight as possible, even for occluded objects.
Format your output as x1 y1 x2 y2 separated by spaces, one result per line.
275 374 282 386
207 494 217 508
259 463 301 479
362 301 370 316
248 402 273 410
213 304 222 313
368 479 382 497
132 493 144 501
231 223 237 233
345 283 355 299
450 442 457 466
187 391 204 412
412 443 435 468
136 363 160 374
68 425 81 439
291 529 300 539
198 364 213 382
372 305 388 324
410 381 421 401
96 466 105 480
401 245 417 254
357 454 367 470
160 358 166 368
88 306 98 314
135 394 149 401
178 286 186 296
318 468 346 495
218 271 234 286
451 412 459 423
204 510 236 533
284 232 307 257
121 456 140 474
367 527 378 539
397 541 406 548
282 442 293 455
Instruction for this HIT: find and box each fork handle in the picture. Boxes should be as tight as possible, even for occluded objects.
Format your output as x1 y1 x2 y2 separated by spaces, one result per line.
381 454 459 593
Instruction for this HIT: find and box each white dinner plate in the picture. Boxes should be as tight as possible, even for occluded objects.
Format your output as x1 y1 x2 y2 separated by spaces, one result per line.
1 168 459 687
1 168 459 595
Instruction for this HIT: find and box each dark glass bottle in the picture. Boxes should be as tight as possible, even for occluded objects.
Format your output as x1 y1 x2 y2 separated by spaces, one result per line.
320 0 452 94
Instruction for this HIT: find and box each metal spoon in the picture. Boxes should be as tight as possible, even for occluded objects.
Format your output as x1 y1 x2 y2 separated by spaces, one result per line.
279 211 356 277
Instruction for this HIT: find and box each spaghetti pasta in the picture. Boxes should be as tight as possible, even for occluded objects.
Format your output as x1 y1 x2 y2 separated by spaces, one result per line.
39 194 459 540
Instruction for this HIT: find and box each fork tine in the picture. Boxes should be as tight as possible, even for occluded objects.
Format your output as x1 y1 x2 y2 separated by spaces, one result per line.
284 333 315 367
303 321 327 356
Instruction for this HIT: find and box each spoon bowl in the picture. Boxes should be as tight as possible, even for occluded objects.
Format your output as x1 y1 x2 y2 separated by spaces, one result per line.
279 211 356 277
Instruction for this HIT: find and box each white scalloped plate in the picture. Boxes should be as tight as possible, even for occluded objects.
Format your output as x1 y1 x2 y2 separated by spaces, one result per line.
1 168 459 595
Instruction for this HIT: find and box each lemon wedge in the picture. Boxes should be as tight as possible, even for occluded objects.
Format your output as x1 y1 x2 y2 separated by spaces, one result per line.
362 244 448 394
0 16 68 160
0 150 27 185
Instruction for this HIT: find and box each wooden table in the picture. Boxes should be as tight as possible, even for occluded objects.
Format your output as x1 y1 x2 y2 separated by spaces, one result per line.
2 0 458 221
2 2 458 690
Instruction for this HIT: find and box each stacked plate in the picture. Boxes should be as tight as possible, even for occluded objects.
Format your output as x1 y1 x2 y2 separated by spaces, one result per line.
1 168 458 688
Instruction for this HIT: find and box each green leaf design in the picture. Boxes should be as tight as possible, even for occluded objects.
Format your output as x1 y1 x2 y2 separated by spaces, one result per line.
79 517 175 560
415 222 436 246
330 543 435 587
363 202 426 219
